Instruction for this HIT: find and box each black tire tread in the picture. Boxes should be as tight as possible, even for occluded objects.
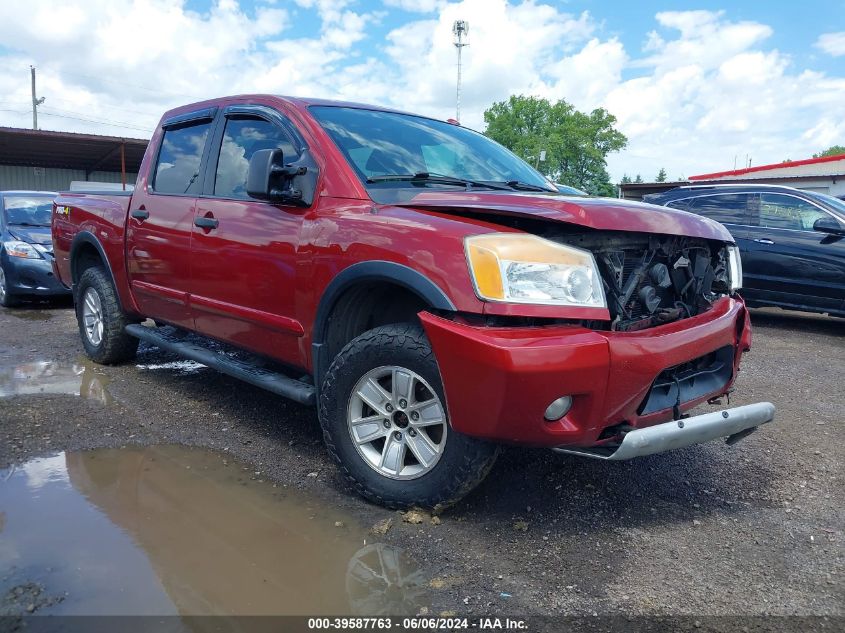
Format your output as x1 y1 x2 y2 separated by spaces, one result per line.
319 323 499 510
76 267 139 364
0 267 19 308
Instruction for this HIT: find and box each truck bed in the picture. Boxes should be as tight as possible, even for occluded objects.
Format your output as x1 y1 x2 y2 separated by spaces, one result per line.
52 191 134 308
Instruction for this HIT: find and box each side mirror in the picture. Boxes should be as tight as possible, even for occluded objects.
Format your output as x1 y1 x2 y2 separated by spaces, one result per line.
246 148 307 204
813 216 845 236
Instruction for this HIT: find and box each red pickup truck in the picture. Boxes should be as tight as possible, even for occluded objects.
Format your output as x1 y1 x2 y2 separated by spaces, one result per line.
52 95 775 508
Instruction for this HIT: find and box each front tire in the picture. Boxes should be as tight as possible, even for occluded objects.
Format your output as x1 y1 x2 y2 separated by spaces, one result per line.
319 323 499 509
76 267 139 364
0 266 19 307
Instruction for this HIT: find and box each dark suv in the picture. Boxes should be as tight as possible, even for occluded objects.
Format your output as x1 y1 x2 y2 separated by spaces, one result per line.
645 185 845 318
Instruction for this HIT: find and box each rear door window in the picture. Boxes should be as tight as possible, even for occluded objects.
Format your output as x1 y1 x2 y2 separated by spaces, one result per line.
688 194 749 224
754 193 830 231
153 121 213 195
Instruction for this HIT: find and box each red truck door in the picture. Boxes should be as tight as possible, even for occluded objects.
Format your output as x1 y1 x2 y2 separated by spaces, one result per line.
126 112 215 329
188 106 308 364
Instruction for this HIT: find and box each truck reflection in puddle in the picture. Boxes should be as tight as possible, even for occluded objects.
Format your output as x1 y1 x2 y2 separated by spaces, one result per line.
0 359 112 405
0 446 428 615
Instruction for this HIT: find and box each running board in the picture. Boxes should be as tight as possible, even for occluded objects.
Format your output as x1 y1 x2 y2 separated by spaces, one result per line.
125 324 316 406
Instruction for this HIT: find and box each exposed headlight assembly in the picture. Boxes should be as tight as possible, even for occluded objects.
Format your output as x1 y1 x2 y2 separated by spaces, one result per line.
3 240 41 259
465 233 606 308
726 245 742 292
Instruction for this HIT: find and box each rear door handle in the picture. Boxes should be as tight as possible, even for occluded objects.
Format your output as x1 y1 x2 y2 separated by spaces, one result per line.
753 238 774 245
194 217 219 230
130 209 149 220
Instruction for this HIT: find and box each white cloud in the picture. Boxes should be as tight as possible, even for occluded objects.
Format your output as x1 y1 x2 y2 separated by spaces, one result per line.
0 2 842 184
379 0 594 121
383 0 444 12
815 31 845 57
603 11 845 180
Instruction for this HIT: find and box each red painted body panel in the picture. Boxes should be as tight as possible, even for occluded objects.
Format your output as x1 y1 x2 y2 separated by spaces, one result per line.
394 191 734 242
420 296 750 447
126 192 196 329
52 192 141 315
189 196 306 362
52 94 754 450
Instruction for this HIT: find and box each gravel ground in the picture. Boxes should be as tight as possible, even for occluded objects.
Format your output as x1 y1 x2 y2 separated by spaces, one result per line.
0 300 842 618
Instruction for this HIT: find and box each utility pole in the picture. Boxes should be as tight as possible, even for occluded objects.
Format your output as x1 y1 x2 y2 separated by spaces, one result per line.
30 66 45 130
452 20 469 124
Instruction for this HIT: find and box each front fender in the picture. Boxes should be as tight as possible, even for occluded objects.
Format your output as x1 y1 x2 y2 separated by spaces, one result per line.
310 260 457 392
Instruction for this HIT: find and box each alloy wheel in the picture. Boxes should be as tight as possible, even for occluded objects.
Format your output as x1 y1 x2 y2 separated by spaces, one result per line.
81 287 104 347
347 365 448 480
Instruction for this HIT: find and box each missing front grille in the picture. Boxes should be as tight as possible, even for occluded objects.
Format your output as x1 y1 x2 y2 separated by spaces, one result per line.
637 345 735 416
545 230 731 331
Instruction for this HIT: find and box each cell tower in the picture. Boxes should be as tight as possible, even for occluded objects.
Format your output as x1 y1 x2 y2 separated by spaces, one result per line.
452 20 469 123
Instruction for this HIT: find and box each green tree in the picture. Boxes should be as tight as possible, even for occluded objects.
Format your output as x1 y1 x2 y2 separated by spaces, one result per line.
483 95 627 196
813 145 845 158
620 174 632 184
655 168 667 182
634 174 643 183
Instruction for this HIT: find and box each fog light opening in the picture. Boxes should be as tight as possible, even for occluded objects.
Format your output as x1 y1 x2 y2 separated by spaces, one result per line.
544 396 573 421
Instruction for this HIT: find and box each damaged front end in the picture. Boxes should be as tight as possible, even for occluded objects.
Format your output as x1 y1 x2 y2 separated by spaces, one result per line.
547 231 733 331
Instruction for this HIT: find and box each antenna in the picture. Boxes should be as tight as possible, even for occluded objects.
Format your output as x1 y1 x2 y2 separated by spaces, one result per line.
452 20 469 124
30 66 45 130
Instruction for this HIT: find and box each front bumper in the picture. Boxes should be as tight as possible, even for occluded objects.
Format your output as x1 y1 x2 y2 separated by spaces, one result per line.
420 296 758 448
2 254 70 297
553 402 775 459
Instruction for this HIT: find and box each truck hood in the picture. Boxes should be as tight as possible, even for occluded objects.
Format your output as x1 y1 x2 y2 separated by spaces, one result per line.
393 191 733 242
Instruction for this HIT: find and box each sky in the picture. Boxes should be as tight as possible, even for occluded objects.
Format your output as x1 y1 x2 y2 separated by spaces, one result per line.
0 0 843 182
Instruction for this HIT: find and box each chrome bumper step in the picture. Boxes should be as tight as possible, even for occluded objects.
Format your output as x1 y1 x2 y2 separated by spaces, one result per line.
552 401 776 461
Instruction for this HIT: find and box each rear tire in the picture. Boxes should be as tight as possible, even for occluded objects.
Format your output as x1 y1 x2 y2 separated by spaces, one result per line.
319 323 499 509
76 267 139 364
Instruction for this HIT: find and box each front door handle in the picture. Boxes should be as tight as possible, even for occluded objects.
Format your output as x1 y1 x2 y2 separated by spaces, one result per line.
194 216 219 230
753 238 774 245
130 209 149 220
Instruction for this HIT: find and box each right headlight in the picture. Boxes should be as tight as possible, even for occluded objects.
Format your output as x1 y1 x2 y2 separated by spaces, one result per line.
727 245 742 292
464 233 606 308
3 240 41 259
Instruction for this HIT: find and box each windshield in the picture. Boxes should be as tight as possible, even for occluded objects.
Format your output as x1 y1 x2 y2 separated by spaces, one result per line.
309 106 554 195
3 196 54 227
808 191 845 219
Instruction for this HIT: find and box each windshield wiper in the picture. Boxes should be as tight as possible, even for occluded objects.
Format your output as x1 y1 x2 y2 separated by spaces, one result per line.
505 180 555 192
366 172 513 191
10 222 50 227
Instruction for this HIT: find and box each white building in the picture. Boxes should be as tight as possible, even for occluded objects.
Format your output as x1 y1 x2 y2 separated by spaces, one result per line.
688 153 845 197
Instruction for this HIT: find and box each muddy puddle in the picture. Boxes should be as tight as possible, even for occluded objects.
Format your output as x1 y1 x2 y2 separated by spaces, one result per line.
0 359 112 405
0 446 428 615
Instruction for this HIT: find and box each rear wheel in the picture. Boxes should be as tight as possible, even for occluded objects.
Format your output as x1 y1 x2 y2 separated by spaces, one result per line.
319 323 499 509
76 267 139 364
0 266 19 307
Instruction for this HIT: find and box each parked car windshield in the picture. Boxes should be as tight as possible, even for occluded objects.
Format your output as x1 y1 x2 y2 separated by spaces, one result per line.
309 106 555 197
3 196 54 226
